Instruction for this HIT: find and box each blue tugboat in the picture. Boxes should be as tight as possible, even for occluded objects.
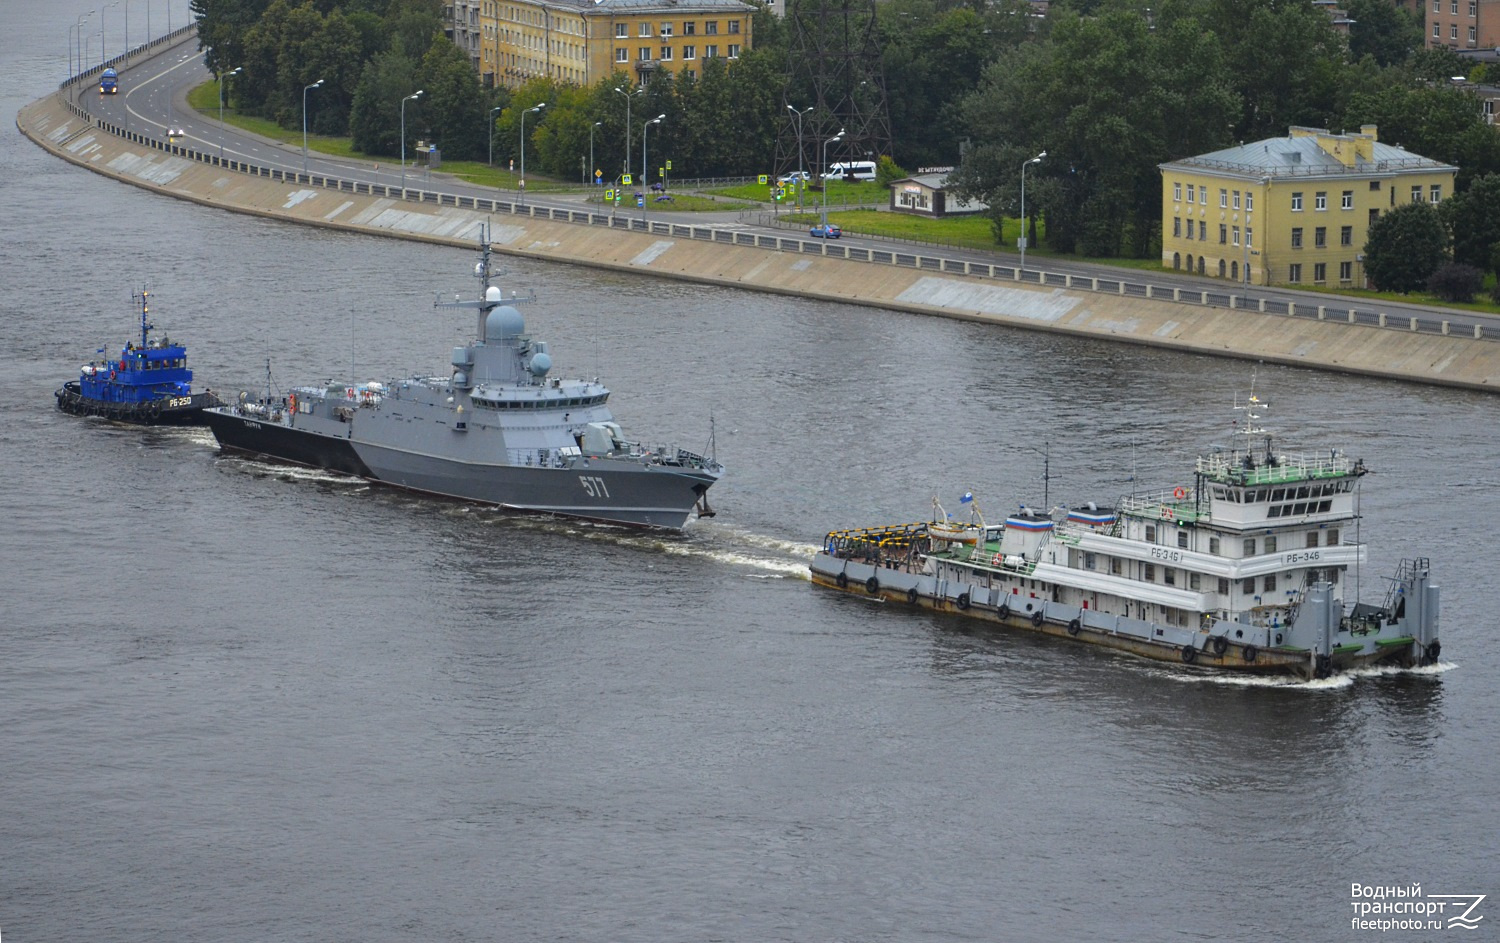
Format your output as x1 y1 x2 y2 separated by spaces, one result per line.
55 288 222 424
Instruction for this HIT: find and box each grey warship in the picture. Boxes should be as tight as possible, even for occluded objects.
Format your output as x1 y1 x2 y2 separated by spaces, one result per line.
203 231 723 529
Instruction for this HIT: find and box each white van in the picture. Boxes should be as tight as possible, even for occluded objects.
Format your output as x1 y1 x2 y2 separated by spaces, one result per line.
821 160 877 181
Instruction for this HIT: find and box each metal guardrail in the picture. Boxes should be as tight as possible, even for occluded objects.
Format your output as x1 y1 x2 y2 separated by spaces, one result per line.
56 46 1495 345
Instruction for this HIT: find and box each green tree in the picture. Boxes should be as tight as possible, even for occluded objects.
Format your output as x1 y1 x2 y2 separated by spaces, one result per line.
1346 0 1422 68
192 0 272 77
1363 200 1449 292
348 47 420 157
417 36 488 161
953 0 1237 257
1203 0 1348 140
1440 173 1500 269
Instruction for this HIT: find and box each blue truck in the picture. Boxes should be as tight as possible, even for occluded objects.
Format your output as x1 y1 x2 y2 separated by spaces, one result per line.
100 68 118 94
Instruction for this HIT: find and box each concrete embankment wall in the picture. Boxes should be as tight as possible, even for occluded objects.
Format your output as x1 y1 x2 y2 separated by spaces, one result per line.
19 89 1500 392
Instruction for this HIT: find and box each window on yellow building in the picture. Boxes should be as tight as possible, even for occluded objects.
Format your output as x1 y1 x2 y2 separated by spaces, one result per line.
1233 190 1241 209
1291 227 1303 248
1342 190 1352 209
1291 192 1303 211
1430 185 1442 202
1341 225 1352 246
1173 182 1182 201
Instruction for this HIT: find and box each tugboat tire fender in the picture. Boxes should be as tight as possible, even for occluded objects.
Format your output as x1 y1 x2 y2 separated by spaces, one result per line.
907 587 919 605
997 604 1010 620
1067 619 1081 636
865 575 880 595
835 571 848 589
1425 640 1441 663
1181 645 1197 664
1242 644 1258 663
1314 653 1333 679
956 592 970 610
1212 635 1229 656
1030 610 1044 628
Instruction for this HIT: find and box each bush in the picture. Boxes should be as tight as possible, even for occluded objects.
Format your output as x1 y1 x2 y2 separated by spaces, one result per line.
1427 262 1483 303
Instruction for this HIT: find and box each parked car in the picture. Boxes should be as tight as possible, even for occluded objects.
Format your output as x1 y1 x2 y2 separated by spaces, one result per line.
810 223 842 239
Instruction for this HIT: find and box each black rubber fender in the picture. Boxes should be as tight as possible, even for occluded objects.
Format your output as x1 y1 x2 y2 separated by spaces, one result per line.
865 575 880 595
835 571 848 589
1181 644 1197 664
1067 619 1081 636
1314 653 1333 679
1030 610 1044 628
997 604 1010 619
1242 644 1258 663
1425 640 1442 663
956 592 970 610
907 587 919 605
1212 635 1229 656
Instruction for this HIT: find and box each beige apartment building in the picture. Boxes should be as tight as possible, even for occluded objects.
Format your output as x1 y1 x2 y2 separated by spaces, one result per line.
448 0 754 90
1159 126 1456 288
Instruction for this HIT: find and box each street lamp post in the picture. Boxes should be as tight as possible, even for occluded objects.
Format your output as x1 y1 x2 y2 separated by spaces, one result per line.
589 121 601 188
641 114 663 221
301 78 323 174
519 102 545 205
400 89 423 190
612 85 641 180
73 11 94 79
101 1 118 65
1019 149 1045 274
820 128 844 227
487 105 502 166
787 103 812 210
218 66 241 163
123 0 131 57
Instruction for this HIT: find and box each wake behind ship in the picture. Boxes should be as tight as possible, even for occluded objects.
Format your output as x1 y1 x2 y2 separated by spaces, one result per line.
203 231 723 529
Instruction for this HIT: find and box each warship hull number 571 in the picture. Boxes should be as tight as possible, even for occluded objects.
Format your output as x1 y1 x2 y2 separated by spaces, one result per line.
204 229 723 529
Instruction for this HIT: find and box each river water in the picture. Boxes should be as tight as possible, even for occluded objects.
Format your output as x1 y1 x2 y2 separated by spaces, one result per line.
4 4 1497 941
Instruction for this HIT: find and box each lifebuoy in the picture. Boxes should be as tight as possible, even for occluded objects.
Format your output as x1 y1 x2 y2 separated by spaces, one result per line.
907 587 919 605
957 592 970 610
1181 645 1197 664
1030 610 1044 628
1173 486 1187 499
1242 645 1258 663
1067 619 1081 636
1161 506 1174 520
997 604 1010 619
865 575 880 594
1212 636 1229 656
835 571 848 589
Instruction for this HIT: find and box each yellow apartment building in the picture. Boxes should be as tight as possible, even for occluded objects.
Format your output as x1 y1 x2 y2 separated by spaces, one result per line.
453 0 754 90
1159 126 1456 288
